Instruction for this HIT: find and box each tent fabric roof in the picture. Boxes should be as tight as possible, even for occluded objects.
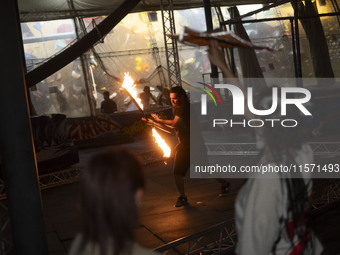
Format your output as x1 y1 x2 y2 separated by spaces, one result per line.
18 0 274 22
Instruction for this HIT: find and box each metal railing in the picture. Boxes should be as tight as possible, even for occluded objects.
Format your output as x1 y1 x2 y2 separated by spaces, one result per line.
312 179 340 209
39 167 81 190
154 219 237 255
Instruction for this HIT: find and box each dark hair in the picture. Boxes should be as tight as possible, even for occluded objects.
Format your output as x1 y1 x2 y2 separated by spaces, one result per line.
103 91 110 96
170 86 189 104
78 149 145 255
143 86 150 93
256 89 313 253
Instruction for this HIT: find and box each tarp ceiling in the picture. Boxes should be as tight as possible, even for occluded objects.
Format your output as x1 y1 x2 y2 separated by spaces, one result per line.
18 0 274 22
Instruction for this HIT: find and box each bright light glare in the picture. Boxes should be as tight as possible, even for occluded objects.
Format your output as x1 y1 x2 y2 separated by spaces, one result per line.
121 73 143 110
152 128 171 158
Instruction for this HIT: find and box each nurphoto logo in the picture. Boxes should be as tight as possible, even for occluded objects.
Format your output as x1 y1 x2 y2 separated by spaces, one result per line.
200 84 312 128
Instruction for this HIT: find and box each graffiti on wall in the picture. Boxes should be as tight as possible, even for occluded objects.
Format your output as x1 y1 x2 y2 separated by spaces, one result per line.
68 115 121 141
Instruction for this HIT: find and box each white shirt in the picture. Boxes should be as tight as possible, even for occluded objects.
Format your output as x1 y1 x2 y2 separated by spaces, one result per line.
235 144 323 255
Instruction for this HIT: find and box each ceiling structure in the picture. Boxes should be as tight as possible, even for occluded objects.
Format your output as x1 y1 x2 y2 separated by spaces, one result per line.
21 0 278 87
18 0 275 22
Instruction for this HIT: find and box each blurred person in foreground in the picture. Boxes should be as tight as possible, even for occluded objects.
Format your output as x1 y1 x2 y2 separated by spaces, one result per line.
69 149 158 255
208 40 323 254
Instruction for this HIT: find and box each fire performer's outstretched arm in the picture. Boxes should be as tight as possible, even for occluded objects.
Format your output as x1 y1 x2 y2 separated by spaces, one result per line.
141 114 175 133
150 113 179 127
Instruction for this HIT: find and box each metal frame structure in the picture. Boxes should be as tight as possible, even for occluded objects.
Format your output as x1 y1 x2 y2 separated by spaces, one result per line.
312 179 340 209
0 167 81 254
221 10 340 83
74 15 98 117
39 167 81 190
0 178 12 255
147 18 167 88
161 0 182 88
155 219 237 255
153 179 340 255
0 168 80 255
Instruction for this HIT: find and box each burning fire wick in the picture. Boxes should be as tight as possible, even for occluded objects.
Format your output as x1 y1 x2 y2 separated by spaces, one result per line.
152 128 171 164
121 73 144 111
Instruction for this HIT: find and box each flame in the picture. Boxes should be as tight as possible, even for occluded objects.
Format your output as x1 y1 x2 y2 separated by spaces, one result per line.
152 128 171 158
121 73 143 110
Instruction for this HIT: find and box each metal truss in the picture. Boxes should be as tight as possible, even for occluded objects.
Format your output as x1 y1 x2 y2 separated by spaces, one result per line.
147 18 167 88
39 167 81 190
0 178 12 255
0 178 6 201
155 219 237 255
0 167 81 254
161 0 182 88
310 142 340 156
205 142 340 157
311 179 340 209
206 143 258 156
97 45 190 58
0 167 81 199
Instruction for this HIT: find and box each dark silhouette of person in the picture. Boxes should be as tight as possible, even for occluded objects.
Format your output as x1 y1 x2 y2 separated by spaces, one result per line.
156 85 171 106
139 86 157 109
101 91 117 114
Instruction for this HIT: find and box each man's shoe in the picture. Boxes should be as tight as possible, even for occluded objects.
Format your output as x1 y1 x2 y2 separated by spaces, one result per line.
219 183 230 197
175 196 188 207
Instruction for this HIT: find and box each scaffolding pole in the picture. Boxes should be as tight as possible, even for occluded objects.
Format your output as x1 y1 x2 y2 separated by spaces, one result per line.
161 0 182 88
147 18 167 88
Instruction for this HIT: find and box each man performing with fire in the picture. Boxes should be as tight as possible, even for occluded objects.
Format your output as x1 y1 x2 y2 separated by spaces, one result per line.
145 86 190 207
144 86 230 207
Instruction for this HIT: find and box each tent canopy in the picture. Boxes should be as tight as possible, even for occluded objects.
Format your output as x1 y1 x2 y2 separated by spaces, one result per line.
18 0 274 22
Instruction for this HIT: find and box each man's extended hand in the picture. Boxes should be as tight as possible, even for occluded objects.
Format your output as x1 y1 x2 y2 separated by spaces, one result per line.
151 113 161 122
141 117 153 124
141 115 174 134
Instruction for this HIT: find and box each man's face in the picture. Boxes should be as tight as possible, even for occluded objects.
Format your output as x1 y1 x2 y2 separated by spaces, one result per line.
170 92 182 108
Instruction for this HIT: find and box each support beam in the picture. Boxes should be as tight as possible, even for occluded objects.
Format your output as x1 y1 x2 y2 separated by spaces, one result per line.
0 0 47 254
161 0 182 87
204 0 219 79
25 0 141 88
222 12 340 26
293 0 303 81
290 18 299 78
230 0 290 21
